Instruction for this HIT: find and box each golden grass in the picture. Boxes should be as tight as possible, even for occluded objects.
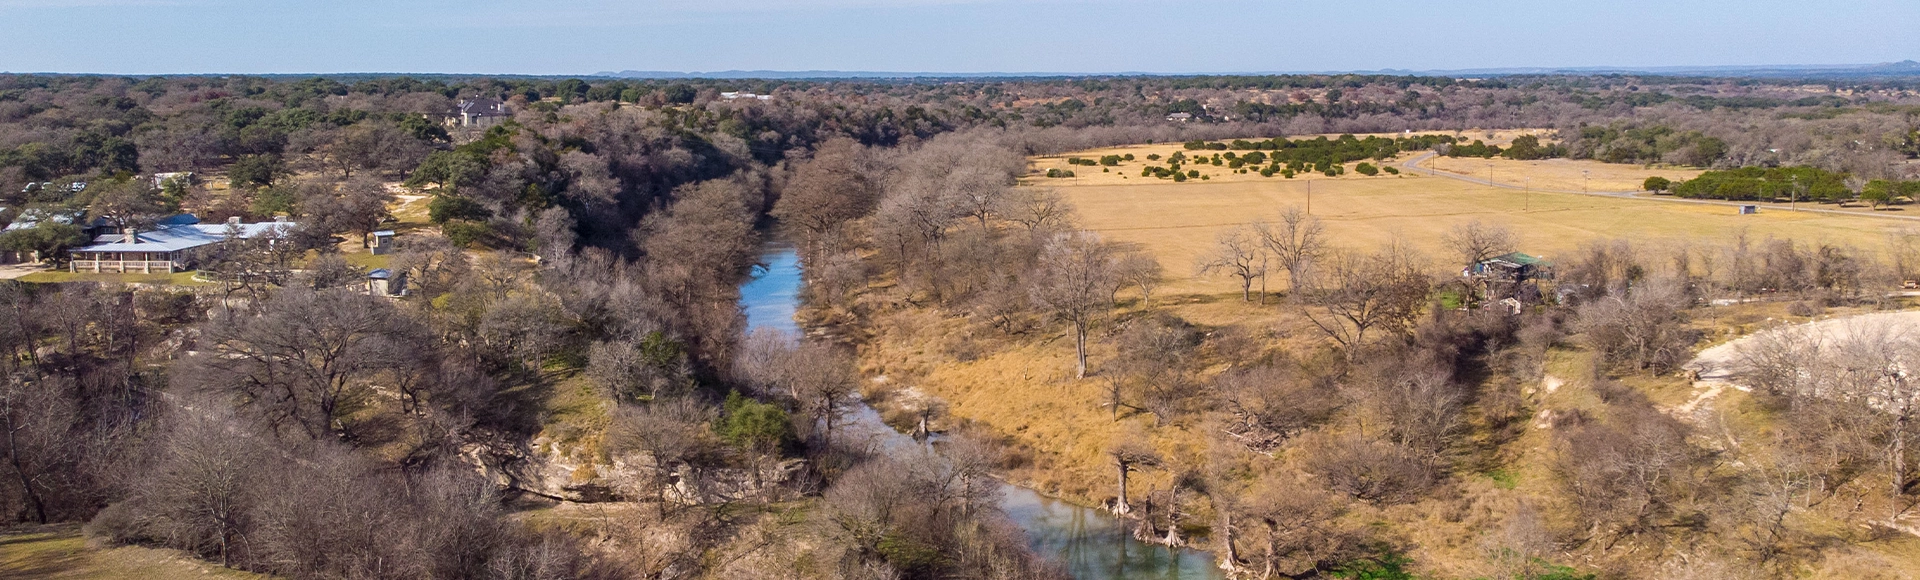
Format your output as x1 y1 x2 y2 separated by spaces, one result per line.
1413 155 1703 192
1046 171 1908 296
0 525 272 580
1025 129 1555 187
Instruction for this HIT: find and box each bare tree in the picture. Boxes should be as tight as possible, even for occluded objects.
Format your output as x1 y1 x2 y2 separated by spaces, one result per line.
1736 320 1920 523
1575 278 1698 373
1214 365 1340 454
609 397 718 506
1554 396 1710 547
1029 231 1117 379
179 287 435 440
786 342 859 444
1113 250 1164 307
1109 314 1201 423
1231 479 1362 578
1295 431 1437 503
1253 206 1327 296
997 187 1074 234
1354 356 1467 460
1107 435 1161 515
121 402 265 567
0 375 80 524
1198 226 1267 302
1302 244 1432 352
771 138 881 255
1442 220 1518 269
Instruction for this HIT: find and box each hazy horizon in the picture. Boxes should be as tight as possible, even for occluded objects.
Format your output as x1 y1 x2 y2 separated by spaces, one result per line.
1 0 1914 76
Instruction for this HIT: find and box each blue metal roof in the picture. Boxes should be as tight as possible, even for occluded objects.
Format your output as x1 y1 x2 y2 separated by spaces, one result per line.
74 222 294 253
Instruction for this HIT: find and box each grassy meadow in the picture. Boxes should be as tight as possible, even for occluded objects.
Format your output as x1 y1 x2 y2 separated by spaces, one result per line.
1027 159 1907 296
0 525 273 580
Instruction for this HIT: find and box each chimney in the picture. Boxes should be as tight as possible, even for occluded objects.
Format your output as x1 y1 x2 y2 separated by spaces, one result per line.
274 216 288 223
122 229 137 244
227 216 241 226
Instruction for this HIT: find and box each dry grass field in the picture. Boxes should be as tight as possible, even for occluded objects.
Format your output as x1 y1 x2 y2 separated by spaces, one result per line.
855 143 1920 577
1035 164 1908 296
1026 129 1553 187
0 525 272 580
1414 154 1704 192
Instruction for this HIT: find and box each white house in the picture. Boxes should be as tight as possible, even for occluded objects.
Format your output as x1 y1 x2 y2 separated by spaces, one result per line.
449 98 511 128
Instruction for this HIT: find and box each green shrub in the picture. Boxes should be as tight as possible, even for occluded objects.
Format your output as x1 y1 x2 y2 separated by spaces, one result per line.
720 390 793 451
428 195 492 224
252 185 300 217
1643 176 1672 193
440 220 493 248
1355 162 1380 176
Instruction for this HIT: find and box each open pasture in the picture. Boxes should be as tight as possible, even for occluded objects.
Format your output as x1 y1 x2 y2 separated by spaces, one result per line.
1045 167 1908 296
1415 154 1704 192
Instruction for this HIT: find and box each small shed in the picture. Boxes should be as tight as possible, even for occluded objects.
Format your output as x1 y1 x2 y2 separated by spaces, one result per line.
1738 205 1758 215
368 230 396 255
1468 252 1550 282
367 268 406 297
1468 252 1553 304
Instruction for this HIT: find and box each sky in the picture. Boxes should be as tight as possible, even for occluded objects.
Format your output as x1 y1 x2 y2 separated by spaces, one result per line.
1 0 1916 75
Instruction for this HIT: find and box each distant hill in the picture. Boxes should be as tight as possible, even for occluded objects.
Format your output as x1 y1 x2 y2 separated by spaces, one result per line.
596 61 1920 80
592 70 1120 79
1371 60 1920 79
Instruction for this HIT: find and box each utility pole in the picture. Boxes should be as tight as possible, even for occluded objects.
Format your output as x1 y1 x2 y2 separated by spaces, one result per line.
1306 179 1312 214
1582 170 1590 194
1791 175 1799 212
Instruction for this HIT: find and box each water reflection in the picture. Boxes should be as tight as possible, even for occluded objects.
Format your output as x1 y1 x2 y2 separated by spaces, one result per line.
740 248 803 336
1001 486 1219 579
740 246 1222 579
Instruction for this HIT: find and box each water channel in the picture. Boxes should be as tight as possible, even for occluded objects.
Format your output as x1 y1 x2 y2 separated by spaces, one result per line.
740 246 1223 580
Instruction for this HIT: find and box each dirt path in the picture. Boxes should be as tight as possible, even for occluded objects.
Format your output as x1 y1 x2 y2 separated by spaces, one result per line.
0 263 45 280
1674 310 1920 417
1398 152 1920 223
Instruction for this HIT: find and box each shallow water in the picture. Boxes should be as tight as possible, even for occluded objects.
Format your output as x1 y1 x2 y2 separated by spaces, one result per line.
740 246 1222 579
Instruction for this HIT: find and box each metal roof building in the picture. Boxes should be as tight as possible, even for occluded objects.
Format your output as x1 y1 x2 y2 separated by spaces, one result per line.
68 217 294 274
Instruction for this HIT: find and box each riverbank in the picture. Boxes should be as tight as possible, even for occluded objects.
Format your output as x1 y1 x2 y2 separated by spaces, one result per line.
751 246 1224 579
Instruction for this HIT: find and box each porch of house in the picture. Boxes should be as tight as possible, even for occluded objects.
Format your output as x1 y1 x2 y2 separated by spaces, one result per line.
69 250 182 274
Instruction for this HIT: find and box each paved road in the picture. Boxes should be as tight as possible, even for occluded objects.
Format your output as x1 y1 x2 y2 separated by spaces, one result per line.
1398 152 1920 223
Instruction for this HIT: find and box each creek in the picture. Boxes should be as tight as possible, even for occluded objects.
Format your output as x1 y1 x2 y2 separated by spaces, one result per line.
740 246 1223 579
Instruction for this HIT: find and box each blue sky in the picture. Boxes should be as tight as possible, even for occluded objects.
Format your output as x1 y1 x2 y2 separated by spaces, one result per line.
1 0 1915 74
